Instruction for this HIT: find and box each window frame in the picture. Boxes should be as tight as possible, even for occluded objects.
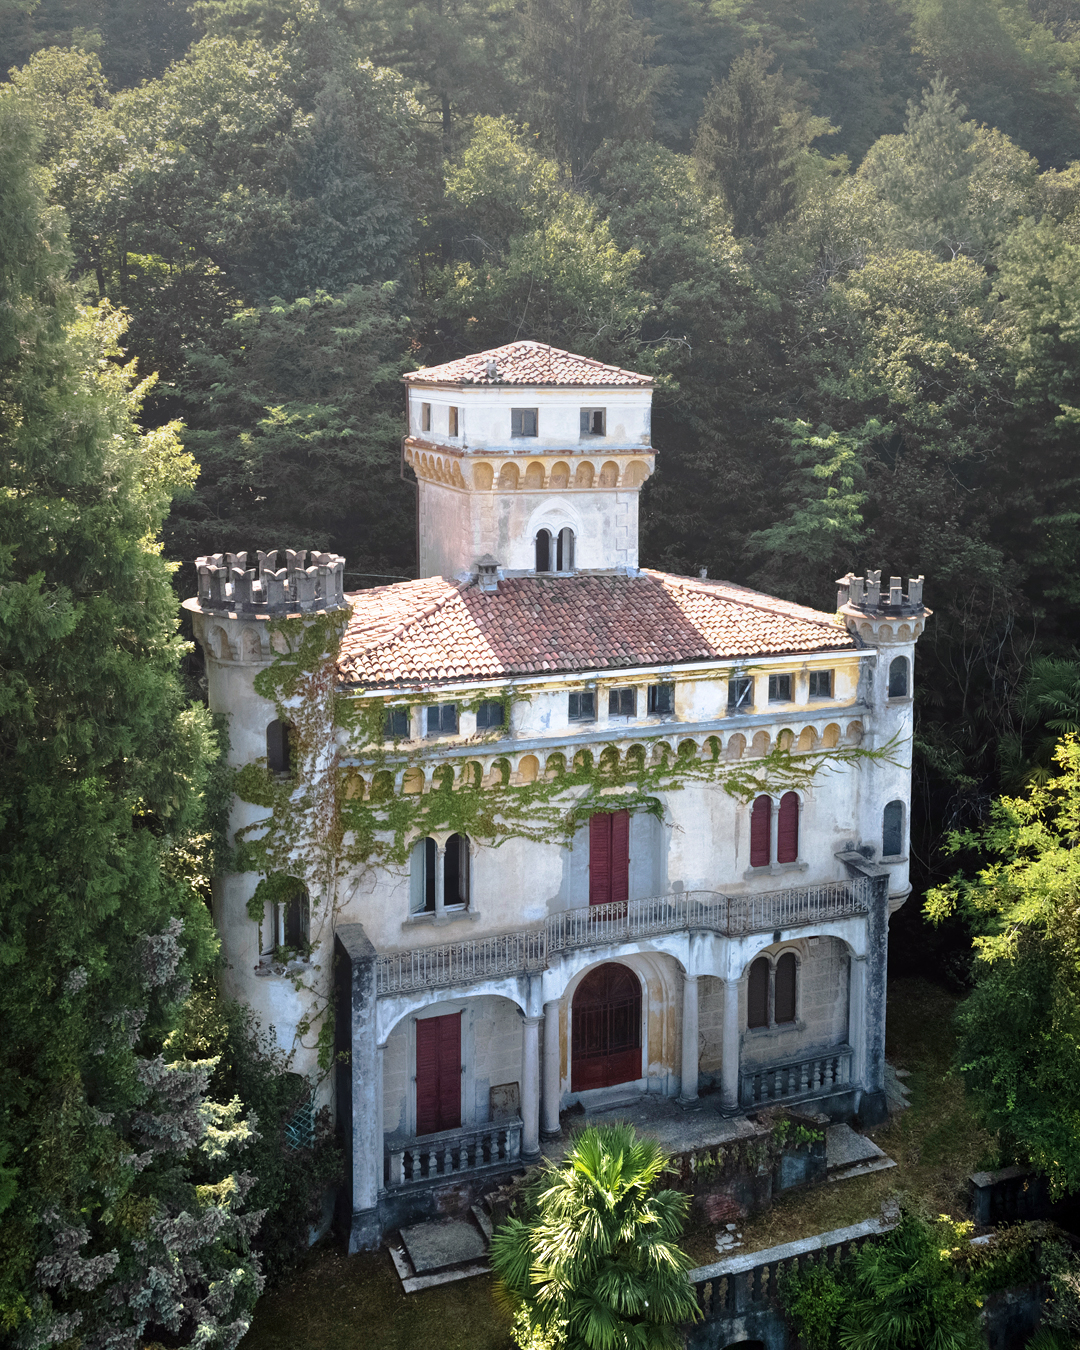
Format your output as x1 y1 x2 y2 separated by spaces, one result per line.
568 689 597 723
768 672 792 702
808 669 833 699
556 526 575 572
426 702 459 736
746 951 800 1031
580 407 606 436
608 686 637 718
476 699 506 731
647 682 675 717
882 799 905 858
728 675 753 711
421 401 431 433
384 706 410 740
888 655 910 699
266 719 292 775
448 406 459 437
511 407 539 438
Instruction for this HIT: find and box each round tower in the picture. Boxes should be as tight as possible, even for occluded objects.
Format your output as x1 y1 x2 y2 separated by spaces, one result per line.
183 549 349 1079
837 570 931 909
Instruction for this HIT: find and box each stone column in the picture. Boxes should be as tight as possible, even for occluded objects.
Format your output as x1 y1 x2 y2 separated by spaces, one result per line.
334 923 381 1251
376 1042 386 1194
848 953 867 1092
720 976 742 1114
677 973 699 1104
860 875 890 1124
541 999 562 1141
769 797 779 870
521 1015 542 1161
434 842 446 919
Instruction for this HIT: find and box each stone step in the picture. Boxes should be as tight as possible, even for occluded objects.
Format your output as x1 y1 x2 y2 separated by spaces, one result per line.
389 1214 492 1294
825 1122 897 1184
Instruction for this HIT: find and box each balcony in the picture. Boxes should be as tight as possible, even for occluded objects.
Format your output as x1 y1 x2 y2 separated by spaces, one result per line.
375 878 871 995
385 1117 523 1189
740 1045 854 1108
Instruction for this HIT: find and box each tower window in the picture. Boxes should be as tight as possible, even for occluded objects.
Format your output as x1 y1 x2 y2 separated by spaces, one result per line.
609 686 637 717
476 700 505 730
888 656 910 698
882 799 904 856
536 529 552 572
266 720 291 775
768 673 792 702
556 526 574 571
568 690 596 722
809 670 833 698
426 703 458 735
384 707 410 739
647 682 674 716
512 408 538 437
421 402 431 432
580 408 606 436
448 406 459 437
728 676 753 711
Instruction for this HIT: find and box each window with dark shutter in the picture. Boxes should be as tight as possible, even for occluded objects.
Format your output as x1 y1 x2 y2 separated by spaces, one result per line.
808 669 833 698
589 810 629 907
647 683 674 716
384 707 410 739
536 529 552 572
444 833 470 907
747 958 770 1029
556 527 575 571
448 406 459 437
750 795 771 868
768 673 792 702
882 800 904 856
777 792 799 864
284 890 309 949
426 703 458 735
888 656 910 698
775 953 797 1024
609 687 636 717
728 676 753 711
512 408 538 437
415 1013 461 1136
421 402 431 432
476 700 505 730
266 720 291 774
580 408 606 436
568 690 596 722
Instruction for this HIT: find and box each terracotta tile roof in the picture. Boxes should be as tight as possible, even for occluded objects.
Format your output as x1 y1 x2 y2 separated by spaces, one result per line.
402 341 652 388
337 571 855 690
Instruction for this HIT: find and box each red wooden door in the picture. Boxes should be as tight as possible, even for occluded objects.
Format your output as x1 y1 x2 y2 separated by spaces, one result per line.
416 1013 461 1136
571 963 642 1091
589 811 629 906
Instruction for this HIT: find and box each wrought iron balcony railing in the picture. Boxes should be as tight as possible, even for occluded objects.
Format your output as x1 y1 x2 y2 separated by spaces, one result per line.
375 878 870 995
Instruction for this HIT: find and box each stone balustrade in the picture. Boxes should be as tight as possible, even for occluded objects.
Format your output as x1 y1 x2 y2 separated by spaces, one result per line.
740 1046 853 1108
375 879 871 995
385 1117 523 1189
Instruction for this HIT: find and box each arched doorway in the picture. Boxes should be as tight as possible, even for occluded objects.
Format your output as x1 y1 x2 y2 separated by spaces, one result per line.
571 963 642 1092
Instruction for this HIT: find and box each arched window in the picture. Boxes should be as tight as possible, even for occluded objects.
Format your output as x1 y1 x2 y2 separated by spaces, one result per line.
410 838 437 913
882 800 904 857
445 833 470 908
536 528 552 572
283 889 309 950
750 795 771 868
266 719 291 774
888 655 909 698
775 953 797 1024
747 957 770 1029
556 526 575 571
777 792 799 864
410 836 470 913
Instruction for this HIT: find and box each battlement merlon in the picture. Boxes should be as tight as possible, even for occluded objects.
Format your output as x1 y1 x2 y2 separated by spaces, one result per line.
836 570 927 617
192 549 349 616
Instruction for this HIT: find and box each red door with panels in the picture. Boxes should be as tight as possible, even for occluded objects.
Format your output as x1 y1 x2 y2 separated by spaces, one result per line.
571 962 642 1091
589 810 630 907
415 1013 461 1136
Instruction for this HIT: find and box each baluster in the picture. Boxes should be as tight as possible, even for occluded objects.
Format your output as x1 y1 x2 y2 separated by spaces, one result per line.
509 1122 521 1161
389 1149 404 1186
773 1068 782 1100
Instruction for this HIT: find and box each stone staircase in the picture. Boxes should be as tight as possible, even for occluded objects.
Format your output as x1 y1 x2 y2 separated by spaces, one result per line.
388 1177 523 1293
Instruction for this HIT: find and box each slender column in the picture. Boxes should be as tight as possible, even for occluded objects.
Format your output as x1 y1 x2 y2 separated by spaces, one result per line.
720 976 742 1114
376 1043 386 1194
677 973 699 1104
769 797 779 871
521 1015 542 1161
434 842 446 919
848 954 868 1091
860 876 890 1124
541 999 562 1141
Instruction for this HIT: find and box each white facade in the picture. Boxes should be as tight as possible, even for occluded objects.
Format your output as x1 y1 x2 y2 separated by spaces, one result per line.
185 345 929 1251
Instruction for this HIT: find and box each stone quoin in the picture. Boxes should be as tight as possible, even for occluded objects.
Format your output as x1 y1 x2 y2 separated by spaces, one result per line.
183 341 930 1251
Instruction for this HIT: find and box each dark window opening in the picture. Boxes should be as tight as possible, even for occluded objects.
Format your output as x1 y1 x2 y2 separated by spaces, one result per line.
445 833 470 907
747 957 770 1029
448 406 459 436
476 700 505 730
777 792 799 864
775 953 797 1024
512 407 538 437
750 795 771 868
768 673 792 702
580 408 606 436
569 690 596 722
556 526 575 571
648 682 675 716
283 890 309 949
419 838 437 912
728 676 753 711
421 402 431 432
882 799 904 856
427 703 458 735
809 669 833 698
536 528 552 572
609 686 637 718
384 707 410 739
267 719 291 774
888 656 910 698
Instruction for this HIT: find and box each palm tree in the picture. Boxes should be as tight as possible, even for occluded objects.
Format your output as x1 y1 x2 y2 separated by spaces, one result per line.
489 1122 702 1350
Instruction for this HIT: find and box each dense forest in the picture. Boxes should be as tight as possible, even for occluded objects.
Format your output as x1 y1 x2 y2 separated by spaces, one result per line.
4 0 1080 1343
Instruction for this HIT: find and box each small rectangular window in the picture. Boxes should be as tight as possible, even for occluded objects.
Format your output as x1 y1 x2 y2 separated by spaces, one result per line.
511 407 538 437
476 700 505 730
426 703 458 735
768 673 792 702
384 707 410 739
647 682 675 716
448 406 459 437
608 686 637 718
808 669 833 698
580 408 606 436
728 675 753 711
568 690 596 722
421 402 431 433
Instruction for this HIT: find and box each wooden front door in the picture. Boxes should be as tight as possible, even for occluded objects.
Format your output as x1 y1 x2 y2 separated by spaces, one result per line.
416 1013 461 1136
589 810 629 907
571 963 642 1092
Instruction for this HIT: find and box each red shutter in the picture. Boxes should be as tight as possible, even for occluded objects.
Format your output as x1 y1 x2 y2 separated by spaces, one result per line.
750 796 771 868
589 812 612 906
416 1013 461 1136
611 810 629 908
775 953 797 1023
747 958 769 1029
777 792 799 864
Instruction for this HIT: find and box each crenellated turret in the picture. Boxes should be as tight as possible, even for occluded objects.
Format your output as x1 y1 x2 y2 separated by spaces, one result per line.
194 548 348 615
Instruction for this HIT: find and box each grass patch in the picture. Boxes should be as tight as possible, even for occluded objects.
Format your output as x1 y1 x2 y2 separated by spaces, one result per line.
240 1247 513 1350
